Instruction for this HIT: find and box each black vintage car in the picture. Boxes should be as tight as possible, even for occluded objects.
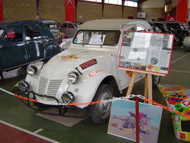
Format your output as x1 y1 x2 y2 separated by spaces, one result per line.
0 20 61 77
150 21 189 46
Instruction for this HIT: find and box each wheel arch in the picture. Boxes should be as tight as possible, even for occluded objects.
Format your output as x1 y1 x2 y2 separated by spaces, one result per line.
97 75 120 97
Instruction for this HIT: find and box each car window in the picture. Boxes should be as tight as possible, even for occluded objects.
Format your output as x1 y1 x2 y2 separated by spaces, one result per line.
5 26 23 42
73 30 120 46
24 24 42 39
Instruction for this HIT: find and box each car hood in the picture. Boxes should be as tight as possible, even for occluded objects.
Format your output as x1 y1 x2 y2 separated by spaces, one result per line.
40 47 115 79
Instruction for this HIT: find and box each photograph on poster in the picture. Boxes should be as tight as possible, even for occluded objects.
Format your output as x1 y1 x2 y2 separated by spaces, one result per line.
108 99 163 143
119 31 174 76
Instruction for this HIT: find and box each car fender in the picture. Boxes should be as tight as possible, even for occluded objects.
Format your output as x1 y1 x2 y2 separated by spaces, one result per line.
67 71 115 109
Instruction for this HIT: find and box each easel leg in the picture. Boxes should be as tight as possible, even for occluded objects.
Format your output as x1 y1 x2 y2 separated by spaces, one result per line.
144 74 148 99
147 74 153 104
126 72 137 97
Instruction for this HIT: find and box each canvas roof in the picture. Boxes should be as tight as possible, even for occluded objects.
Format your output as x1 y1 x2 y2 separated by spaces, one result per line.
79 19 131 30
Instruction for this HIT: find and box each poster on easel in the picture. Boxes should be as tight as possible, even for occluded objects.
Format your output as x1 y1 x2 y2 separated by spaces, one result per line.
107 99 163 143
118 31 174 76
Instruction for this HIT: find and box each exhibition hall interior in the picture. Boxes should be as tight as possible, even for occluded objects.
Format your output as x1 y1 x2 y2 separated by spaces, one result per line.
0 0 190 143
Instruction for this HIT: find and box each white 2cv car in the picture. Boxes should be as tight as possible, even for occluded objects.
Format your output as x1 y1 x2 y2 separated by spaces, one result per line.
17 19 160 123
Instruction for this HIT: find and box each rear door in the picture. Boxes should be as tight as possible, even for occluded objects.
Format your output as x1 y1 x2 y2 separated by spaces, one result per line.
23 24 44 62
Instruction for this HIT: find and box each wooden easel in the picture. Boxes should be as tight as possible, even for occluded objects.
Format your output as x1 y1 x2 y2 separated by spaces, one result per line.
126 71 153 104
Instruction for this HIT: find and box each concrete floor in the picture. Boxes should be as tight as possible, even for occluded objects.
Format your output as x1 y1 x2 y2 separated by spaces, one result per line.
0 49 190 143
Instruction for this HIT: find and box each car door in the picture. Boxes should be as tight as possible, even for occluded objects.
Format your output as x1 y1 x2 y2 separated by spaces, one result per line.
23 24 44 62
0 25 27 70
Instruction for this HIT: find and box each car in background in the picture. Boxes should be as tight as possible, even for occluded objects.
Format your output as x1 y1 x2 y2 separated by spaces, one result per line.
58 21 82 50
149 21 168 33
40 19 63 45
60 21 80 38
165 21 189 46
0 20 61 79
150 21 189 47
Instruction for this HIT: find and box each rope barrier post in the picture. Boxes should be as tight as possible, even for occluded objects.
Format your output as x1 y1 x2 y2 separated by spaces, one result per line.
135 97 140 143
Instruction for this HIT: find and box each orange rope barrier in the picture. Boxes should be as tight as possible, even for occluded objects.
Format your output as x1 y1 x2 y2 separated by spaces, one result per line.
3 92 190 119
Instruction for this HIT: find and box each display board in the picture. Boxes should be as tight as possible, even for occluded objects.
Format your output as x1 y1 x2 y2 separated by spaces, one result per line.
118 31 174 76
108 99 162 143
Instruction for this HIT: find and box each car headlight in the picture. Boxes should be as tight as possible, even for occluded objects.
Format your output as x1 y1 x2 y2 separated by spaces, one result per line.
67 71 80 84
61 92 75 104
27 65 38 75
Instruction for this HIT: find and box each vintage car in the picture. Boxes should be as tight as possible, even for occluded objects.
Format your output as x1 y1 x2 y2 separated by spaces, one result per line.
150 21 189 47
0 20 61 78
18 19 160 123
164 21 189 46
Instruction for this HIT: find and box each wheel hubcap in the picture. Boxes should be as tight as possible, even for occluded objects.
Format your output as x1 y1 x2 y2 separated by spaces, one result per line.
98 90 112 119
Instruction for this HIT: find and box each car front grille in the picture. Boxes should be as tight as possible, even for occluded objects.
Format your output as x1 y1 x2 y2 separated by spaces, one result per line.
47 80 62 96
38 77 48 95
38 76 62 96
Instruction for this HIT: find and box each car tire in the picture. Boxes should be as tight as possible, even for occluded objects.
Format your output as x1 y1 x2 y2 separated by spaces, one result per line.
90 84 114 124
152 75 161 89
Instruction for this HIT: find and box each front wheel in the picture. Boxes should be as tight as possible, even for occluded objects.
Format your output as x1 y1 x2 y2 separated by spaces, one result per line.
90 84 114 124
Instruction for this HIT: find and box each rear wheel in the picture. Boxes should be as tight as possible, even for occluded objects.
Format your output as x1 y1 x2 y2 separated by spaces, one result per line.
152 75 161 88
90 84 114 124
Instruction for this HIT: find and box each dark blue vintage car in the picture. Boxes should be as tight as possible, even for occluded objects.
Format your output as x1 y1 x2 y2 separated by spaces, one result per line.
0 20 61 78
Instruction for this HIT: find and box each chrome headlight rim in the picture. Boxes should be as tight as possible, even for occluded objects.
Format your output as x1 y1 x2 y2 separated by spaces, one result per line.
61 92 75 104
27 65 38 76
67 71 80 84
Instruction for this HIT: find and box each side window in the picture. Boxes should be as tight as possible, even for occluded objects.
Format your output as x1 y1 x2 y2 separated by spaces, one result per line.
24 24 42 40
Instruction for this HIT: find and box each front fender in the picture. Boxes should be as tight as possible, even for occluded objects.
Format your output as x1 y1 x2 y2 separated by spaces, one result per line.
67 71 112 109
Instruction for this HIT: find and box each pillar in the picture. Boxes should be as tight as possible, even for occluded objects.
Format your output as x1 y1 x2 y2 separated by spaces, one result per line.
176 0 188 23
0 0 3 21
64 0 76 22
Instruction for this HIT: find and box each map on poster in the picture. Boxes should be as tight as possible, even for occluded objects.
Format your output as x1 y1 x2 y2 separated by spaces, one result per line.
118 31 174 76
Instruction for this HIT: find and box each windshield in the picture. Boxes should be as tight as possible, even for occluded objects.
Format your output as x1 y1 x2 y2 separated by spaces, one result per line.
73 30 120 46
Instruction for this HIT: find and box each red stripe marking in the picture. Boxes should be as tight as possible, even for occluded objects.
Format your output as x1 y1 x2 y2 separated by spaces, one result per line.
0 123 52 143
